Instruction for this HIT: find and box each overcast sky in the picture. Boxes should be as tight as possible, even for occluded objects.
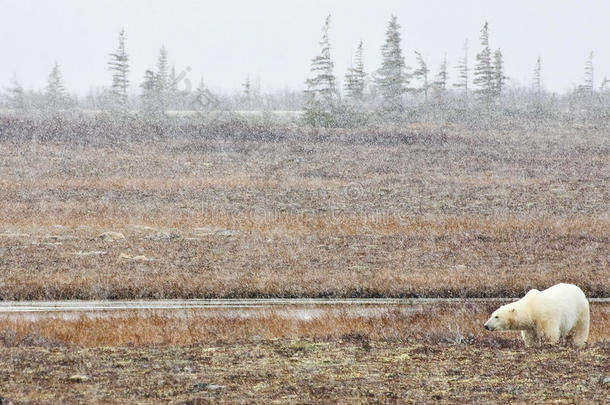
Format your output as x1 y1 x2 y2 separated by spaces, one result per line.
1 0 609 95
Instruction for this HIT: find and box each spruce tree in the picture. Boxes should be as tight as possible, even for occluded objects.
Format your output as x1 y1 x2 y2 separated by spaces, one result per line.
532 56 542 96
578 51 594 96
108 28 130 108
194 77 206 107
156 46 170 110
432 54 448 100
344 40 366 102
473 22 494 103
46 62 67 110
304 15 338 126
6 76 25 110
304 15 337 107
601 76 609 92
375 15 409 111
453 40 469 100
493 48 507 96
413 51 429 101
242 75 251 108
140 69 160 115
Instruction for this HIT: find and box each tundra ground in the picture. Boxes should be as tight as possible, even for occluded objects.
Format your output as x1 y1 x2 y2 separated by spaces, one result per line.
0 301 608 404
0 126 609 403
0 127 608 299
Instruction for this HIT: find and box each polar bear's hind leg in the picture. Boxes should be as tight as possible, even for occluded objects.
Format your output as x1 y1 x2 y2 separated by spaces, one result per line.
569 310 590 348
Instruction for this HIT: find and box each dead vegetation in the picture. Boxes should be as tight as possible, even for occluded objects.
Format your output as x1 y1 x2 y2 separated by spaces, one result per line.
0 126 608 403
0 335 608 404
0 301 608 403
0 127 608 299
0 302 607 347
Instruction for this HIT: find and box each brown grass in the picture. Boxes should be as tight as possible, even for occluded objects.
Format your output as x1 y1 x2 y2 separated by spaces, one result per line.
1 130 608 299
0 302 608 347
0 217 607 299
0 339 608 404
0 304 608 403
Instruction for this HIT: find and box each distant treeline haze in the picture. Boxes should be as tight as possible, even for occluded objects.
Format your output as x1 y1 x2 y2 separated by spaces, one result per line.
1 16 609 128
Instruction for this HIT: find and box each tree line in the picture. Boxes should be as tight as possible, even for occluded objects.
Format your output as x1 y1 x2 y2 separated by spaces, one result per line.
1 16 608 127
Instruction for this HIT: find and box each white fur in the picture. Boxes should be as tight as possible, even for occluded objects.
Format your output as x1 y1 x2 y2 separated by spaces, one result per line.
484 283 590 347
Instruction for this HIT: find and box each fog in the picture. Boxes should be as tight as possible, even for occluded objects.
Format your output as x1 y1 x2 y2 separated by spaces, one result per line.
1 0 609 94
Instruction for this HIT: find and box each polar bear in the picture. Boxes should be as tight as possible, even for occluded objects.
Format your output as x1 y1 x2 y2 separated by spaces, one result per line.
484 283 589 347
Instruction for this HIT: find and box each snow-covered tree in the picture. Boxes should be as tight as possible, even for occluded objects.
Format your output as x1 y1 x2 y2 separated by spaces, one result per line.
432 54 448 101
453 40 469 100
242 75 252 108
304 15 339 126
6 76 25 110
168 65 180 109
108 28 130 108
156 46 170 109
140 46 172 114
473 22 494 103
305 15 337 107
578 51 594 97
413 51 430 101
45 62 68 110
375 15 409 111
600 76 609 92
493 48 507 96
140 69 160 115
532 56 542 96
344 40 366 102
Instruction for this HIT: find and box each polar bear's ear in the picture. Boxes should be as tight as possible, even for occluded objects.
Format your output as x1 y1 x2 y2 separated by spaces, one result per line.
509 308 516 313
526 289 540 296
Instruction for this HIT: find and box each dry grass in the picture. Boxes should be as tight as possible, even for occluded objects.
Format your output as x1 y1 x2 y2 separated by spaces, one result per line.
0 302 608 347
0 127 608 403
1 129 608 299
0 217 607 299
0 313 608 404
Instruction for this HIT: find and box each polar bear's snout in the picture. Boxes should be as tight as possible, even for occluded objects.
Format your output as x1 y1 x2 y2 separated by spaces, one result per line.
483 317 497 331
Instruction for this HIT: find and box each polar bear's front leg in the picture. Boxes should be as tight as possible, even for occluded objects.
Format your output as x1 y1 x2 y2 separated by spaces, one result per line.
521 329 538 347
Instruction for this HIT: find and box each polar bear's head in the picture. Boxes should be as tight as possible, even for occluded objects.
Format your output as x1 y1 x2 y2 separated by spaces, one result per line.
484 304 519 331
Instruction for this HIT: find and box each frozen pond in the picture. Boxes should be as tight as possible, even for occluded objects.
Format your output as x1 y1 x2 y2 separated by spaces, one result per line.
0 298 608 322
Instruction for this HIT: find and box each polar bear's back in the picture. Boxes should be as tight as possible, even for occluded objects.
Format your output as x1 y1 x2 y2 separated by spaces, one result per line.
540 283 587 304
534 283 589 332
